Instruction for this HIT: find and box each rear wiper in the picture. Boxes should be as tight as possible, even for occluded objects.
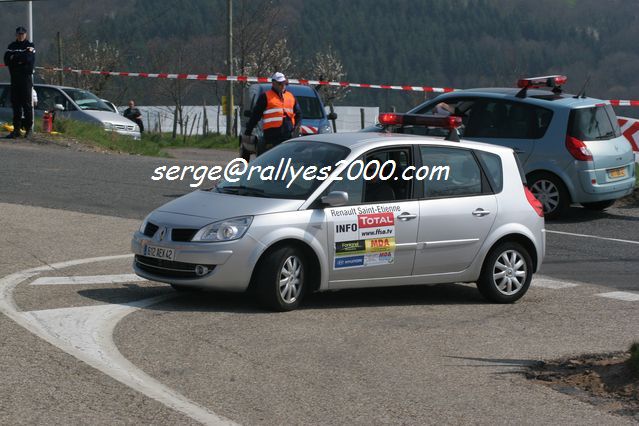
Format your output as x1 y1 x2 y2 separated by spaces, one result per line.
596 131 616 139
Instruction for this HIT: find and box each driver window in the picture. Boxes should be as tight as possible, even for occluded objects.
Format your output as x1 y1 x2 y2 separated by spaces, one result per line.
327 148 413 205
327 156 364 205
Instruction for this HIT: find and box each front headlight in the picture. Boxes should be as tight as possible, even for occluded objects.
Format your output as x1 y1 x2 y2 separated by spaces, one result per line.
138 215 150 233
192 216 253 242
104 122 114 130
319 123 333 134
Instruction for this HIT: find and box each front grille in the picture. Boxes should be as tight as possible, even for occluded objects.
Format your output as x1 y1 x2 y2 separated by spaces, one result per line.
143 222 159 237
135 255 215 279
113 124 135 131
171 228 198 242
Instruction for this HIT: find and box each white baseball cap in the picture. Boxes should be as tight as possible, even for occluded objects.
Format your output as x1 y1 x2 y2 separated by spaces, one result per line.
271 72 287 82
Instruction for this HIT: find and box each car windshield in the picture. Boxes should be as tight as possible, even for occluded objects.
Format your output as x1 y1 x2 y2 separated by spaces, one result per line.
216 141 350 199
62 88 113 112
296 95 324 119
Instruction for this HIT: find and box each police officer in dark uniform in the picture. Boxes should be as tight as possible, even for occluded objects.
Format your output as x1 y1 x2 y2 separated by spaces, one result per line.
3 26 36 139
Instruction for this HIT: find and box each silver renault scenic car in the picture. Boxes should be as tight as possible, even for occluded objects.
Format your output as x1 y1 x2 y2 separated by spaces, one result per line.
132 119 545 311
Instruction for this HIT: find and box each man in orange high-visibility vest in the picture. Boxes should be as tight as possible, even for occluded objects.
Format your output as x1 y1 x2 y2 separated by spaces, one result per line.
244 72 302 155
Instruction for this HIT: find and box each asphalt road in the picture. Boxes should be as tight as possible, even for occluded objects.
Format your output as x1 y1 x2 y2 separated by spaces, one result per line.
2 142 637 291
2 142 639 424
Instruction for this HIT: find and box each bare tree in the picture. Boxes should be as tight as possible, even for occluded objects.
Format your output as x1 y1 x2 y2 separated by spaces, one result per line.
145 37 208 138
39 32 121 96
306 45 350 105
233 0 302 76
243 38 294 78
233 0 299 112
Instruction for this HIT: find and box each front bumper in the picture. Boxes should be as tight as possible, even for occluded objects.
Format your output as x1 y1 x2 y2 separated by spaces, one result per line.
107 128 141 140
131 231 262 291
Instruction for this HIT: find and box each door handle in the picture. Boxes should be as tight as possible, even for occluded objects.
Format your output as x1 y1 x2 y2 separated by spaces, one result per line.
472 208 491 217
514 148 525 154
398 212 418 221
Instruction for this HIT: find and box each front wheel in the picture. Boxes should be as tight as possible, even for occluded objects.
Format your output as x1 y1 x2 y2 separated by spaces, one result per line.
581 200 616 211
477 242 533 303
254 245 307 311
239 146 251 162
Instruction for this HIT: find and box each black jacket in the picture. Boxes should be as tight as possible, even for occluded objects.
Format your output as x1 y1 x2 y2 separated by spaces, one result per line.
4 39 36 78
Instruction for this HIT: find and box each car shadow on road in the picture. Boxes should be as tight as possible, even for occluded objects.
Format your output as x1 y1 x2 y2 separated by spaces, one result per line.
77 282 487 314
551 206 639 224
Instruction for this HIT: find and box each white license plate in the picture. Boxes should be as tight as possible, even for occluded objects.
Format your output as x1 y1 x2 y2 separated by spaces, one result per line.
144 245 175 261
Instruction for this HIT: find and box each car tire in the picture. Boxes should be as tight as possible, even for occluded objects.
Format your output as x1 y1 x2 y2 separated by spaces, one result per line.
528 172 569 220
255 245 307 311
239 146 251 162
581 200 616 211
477 242 533 304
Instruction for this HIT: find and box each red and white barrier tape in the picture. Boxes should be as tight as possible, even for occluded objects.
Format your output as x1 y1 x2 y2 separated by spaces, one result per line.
610 100 639 107
1 64 455 93
3 64 639 104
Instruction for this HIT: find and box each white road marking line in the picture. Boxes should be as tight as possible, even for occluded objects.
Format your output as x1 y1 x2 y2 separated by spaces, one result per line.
31 273 147 286
546 230 639 245
596 291 639 302
531 276 580 289
0 254 235 426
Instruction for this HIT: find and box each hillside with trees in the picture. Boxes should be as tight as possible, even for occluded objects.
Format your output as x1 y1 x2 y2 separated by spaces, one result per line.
1 0 638 115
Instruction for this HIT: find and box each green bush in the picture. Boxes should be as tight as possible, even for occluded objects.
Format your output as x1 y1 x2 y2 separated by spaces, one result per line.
630 342 639 376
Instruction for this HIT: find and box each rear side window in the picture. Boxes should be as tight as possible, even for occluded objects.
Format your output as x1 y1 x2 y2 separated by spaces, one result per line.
419 146 483 198
513 152 527 185
568 104 621 140
475 151 503 193
463 100 553 139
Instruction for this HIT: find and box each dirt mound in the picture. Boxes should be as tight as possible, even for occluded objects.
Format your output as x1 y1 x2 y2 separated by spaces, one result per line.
527 352 638 420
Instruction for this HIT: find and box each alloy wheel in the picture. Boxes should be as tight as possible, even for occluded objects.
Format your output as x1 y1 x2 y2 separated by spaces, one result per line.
530 179 559 214
492 250 528 295
279 255 302 304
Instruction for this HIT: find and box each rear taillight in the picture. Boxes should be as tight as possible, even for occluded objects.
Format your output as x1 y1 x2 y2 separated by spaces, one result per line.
524 185 544 217
565 135 593 161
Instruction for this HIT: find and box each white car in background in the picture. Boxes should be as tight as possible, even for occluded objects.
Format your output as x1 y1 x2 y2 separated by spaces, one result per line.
0 83 140 139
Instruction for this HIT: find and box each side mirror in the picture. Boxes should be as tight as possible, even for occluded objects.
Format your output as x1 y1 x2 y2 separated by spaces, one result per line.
243 110 252 118
53 103 65 111
327 112 338 120
321 191 348 207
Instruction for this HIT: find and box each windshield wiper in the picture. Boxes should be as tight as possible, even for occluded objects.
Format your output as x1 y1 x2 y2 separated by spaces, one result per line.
217 185 268 197
596 131 616 139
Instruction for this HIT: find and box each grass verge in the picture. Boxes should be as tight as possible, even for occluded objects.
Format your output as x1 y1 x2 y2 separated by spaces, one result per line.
51 119 237 157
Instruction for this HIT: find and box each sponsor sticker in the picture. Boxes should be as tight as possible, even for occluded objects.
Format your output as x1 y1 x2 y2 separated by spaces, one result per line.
329 206 399 269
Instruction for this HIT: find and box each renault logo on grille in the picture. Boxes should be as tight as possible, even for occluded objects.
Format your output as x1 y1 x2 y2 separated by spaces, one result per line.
157 227 167 241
